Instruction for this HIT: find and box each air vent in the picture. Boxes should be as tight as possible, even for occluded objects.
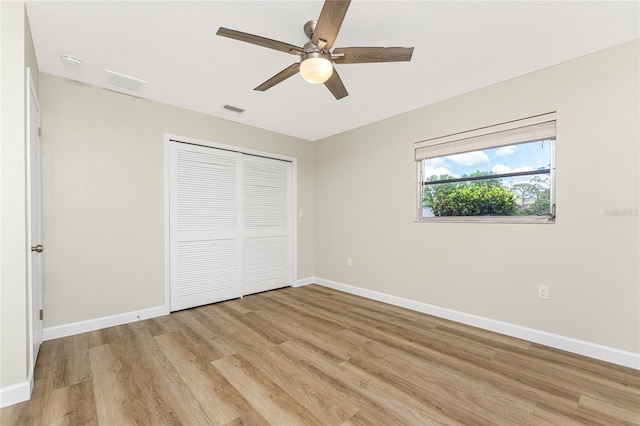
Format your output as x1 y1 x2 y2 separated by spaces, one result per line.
223 104 245 113
103 70 146 94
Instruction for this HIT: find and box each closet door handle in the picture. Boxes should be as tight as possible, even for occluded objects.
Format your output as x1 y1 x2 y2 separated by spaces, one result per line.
31 244 44 253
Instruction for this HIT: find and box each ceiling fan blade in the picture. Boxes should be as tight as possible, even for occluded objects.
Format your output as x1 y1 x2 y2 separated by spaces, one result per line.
312 0 351 50
254 63 301 91
217 27 303 55
324 68 348 100
332 47 414 64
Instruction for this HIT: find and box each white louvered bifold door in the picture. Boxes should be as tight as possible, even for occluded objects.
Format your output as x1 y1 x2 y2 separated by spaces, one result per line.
242 156 292 296
170 143 243 311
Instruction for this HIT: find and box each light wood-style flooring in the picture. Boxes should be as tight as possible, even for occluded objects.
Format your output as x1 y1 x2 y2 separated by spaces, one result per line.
2 285 639 425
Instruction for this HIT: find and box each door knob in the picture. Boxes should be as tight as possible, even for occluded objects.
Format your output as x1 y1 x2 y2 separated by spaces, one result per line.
31 244 44 253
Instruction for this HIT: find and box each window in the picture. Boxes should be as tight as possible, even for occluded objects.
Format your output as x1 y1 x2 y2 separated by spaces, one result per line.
415 113 556 223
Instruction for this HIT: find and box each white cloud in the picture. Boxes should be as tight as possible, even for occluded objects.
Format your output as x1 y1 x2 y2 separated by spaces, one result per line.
492 164 534 174
448 151 489 166
496 145 517 157
423 165 457 178
424 157 446 166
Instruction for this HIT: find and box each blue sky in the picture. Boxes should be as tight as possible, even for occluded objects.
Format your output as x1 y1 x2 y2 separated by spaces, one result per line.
423 140 552 182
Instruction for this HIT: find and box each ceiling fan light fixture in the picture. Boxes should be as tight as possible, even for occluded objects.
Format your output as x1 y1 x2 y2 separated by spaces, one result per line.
300 53 333 84
216 0 413 99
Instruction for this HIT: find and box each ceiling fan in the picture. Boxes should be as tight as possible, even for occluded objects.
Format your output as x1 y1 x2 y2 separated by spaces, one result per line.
216 0 414 100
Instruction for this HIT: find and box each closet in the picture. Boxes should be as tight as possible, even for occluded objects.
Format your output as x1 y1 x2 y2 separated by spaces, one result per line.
168 140 293 311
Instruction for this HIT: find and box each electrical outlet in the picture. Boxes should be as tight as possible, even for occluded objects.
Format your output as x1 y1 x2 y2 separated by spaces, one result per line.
538 285 549 300
346 258 352 267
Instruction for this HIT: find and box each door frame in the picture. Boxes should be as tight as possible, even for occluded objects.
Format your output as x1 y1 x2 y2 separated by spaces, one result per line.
25 67 43 390
163 133 297 311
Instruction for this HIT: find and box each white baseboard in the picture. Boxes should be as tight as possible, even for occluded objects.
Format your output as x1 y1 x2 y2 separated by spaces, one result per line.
313 277 640 370
294 277 315 287
43 305 169 341
0 380 31 408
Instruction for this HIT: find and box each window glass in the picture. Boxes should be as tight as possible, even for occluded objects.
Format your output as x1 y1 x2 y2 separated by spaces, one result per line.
420 139 553 220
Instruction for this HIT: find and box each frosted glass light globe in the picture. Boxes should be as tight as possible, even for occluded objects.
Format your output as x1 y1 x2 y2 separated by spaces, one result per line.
300 56 333 84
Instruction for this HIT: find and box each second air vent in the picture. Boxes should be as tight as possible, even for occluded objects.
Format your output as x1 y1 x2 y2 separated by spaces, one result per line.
223 104 245 113
104 70 146 94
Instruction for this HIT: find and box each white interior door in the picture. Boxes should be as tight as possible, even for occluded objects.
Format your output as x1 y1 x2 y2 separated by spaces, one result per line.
27 68 43 376
170 143 243 311
242 156 292 295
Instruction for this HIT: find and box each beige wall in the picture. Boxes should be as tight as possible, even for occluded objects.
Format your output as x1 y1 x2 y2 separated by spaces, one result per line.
314 40 639 353
0 1 39 388
39 74 315 327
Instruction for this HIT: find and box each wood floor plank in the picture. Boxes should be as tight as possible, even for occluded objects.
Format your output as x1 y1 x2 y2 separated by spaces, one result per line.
167 309 236 362
172 305 238 340
3 285 639 425
347 304 440 332
195 303 240 334
243 342 361 424
40 379 98 426
434 321 533 350
344 323 584 419
578 394 640 425
222 297 256 314
532 405 589 425
89 342 158 425
144 311 183 337
32 338 62 383
85 326 120 349
492 348 640 408
117 322 213 425
373 320 498 362
276 338 448 425
153 330 270 425
247 306 357 362
208 305 281 359
267 290 360 330
252 292 350 336
272 343 413 425
46 334 91 390
212 354 322 425
339 328 540 425
154 331 243 424
222 410 269 426
227 309 291 345
527 343 640 388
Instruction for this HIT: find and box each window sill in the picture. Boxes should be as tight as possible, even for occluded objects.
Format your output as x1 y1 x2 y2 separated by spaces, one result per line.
415 216 555 224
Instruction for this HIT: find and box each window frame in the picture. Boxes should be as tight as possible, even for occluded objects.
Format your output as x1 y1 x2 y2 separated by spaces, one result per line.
415 113 556 224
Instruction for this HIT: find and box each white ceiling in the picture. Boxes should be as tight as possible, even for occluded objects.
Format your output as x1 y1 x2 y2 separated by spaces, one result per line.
25 1 639 141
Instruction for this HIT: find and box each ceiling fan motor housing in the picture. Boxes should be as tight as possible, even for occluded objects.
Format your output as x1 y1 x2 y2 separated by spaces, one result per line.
302 50 332 62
